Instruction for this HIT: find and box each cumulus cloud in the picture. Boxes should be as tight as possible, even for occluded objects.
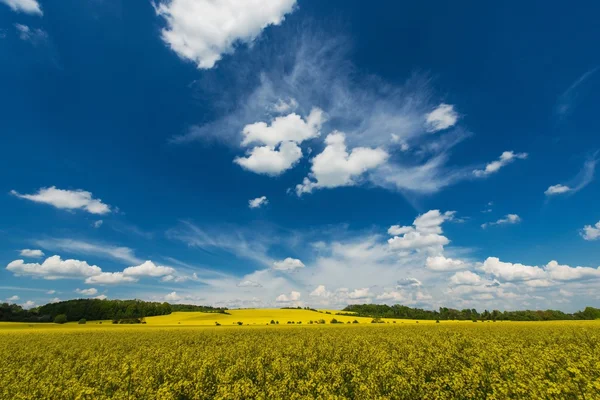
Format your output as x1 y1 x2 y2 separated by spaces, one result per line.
10 186 111 214
481 214 521 229
396 278 422 287
21 300 36 309
248 196 268 209
93 220 104 229
235 141 302 175
155 0 296 69
19 249 44 258
85 272 137 285
424 104 458 132
426 256 467 272
473 151 528 177
7 255 102 280
348 288 370 299
237 280 262 288
241 108 324 147
1 0 42 15
95 294 107 300
122 261 175 278
75 288 98 296
164 291 181 301
276 290 301 302
272 257 305 271
545 184 571 195
449 271 483 286
581 221 600 241
296 131 388 195
387 210 454 254
7 295 20 302
479 257 600 284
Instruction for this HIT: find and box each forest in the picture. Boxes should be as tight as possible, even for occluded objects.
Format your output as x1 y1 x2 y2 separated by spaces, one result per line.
342 304 600 321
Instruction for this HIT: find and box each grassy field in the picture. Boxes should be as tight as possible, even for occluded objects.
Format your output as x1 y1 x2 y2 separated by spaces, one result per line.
1 314 599 399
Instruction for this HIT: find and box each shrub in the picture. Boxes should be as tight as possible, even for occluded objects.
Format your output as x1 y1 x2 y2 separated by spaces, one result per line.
237 321 243 326
215 322 221 326
436 320 440 324
54 314 67 324
78 318 86 325
353 320 359 324
270 320 276 325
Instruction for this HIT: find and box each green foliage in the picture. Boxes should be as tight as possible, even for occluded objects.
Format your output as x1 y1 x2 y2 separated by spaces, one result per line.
170 304 229 314
78 318 86 325
342 304 599 322
54 314 67 324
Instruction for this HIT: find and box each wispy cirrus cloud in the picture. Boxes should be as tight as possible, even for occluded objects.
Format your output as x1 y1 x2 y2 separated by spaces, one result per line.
556 67 599 118
545 157 597 196
34 238 141 265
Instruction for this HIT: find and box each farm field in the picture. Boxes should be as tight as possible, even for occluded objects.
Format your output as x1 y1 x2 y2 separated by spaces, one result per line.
1 319 599 399
144 308 448 326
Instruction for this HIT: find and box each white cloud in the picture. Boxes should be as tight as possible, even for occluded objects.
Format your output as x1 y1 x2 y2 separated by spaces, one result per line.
388 232 449 252
276 290 301 302
7 255 102 280
155 0 296 69
165 291 181 301
271 98 298 114
46 290 55 295
85 272 137 285
545 260 600 281
50 297 61 303
481 214 521 229
248 196 268 209
241 108 324 147
35 239 141 264
237 280 262 288
122 261 175 278
545 184 571 195
473 151 528 177
545 159 597 196
14 23 46 42
449 271 483 286
376 291 406 302
11 186 111 214
581 221 600 241
425 104 458 132
21 300 36 309
75 288 98 296
480 257 547 282
348 288 370 299
234 141 302 175
309 285 329 297
7 295 20 302
93 220 104 229
296 131 388 195
1 0 42 15
387 225 415 235
414 210 455 234
272 257 305 271
387 210 453 254
396 278 422 287
95 294 107 300
426 256 466 272
19 249 44 258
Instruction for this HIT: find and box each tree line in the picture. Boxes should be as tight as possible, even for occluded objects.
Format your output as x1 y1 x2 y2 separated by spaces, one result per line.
0 299 228 323
341 304 600 321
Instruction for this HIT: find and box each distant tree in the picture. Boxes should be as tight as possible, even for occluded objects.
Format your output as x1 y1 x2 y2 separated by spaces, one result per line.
78 318 86 324
54 314 67 324
352 320 359 324
237 321 243 326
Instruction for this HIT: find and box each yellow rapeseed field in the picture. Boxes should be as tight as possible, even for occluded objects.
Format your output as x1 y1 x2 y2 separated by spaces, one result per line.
1 314 599 399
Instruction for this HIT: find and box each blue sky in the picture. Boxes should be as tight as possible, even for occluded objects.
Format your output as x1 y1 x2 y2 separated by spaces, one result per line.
1 0 600 311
